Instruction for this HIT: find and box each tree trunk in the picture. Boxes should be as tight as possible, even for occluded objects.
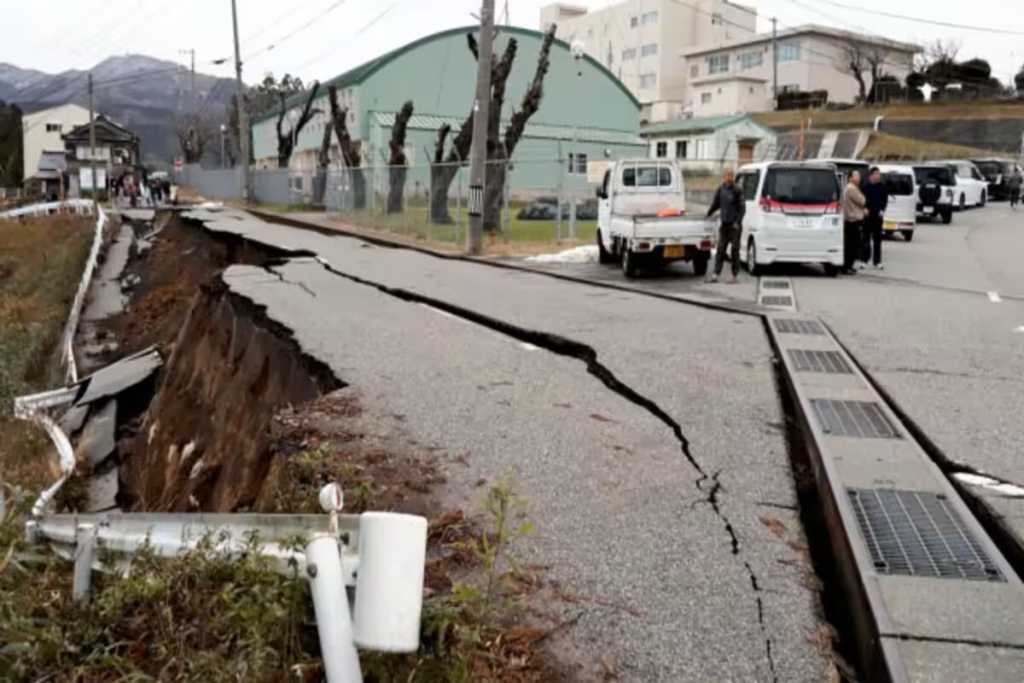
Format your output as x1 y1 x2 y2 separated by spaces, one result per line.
313 120 332 205
276 82 321 169
388 166 408 214
430 163 460 224
483 151 507 232
387 101 414 214
328 84 365 210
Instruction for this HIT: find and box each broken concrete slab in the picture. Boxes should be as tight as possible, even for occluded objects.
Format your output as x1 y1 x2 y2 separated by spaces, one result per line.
59 404 90 436
73 347 162 408
86 468 120 512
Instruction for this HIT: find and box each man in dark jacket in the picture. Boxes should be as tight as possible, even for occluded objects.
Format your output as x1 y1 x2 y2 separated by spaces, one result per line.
706 168 746 283
861 167 889 269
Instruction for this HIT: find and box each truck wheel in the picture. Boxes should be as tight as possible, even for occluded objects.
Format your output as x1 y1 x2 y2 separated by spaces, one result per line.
596 229 616 264
824 264 840 277
942 208 953 225
622 249 638 278
902 230 914 242
692 252 710 277
746 240 760 276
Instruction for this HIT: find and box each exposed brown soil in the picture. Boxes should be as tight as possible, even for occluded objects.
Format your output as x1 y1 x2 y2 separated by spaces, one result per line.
120 277 341 512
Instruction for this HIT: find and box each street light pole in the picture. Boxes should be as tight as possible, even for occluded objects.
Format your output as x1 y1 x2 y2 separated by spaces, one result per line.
771 17 779 109
466 0 495 255
88 73 98 200
220 124 227 168
230 0 252 202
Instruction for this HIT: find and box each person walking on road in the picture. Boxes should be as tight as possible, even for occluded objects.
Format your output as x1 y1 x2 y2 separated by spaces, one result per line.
842 170 866 275
862 167 889 270
1009 167 1022 209
706 167 746 284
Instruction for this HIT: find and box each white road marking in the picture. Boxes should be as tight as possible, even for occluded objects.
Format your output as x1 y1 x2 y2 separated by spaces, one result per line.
988 291 1002 303
1015 326 1024 334
519 343 540 352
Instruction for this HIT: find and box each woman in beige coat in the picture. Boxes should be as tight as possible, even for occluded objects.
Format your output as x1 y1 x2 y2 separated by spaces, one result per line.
842 171 866 274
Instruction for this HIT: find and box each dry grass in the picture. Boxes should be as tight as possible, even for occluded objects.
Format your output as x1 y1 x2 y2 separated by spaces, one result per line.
0 213 93 493
860 132 998 161
753 100 1024 130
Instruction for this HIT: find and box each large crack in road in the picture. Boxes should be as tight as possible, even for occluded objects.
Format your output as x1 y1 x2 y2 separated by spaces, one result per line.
288 255 781 681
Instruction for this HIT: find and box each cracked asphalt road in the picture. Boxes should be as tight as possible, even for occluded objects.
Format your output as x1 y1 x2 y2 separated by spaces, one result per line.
188 209 831 681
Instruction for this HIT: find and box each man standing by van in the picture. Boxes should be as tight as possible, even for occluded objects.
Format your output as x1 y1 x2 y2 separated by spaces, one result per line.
862 167 889 269
706 168 745 283
842 171 866 274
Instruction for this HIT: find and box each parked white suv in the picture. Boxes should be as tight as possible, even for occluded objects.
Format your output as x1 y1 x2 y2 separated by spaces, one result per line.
735 161 844 276
943 160 988 210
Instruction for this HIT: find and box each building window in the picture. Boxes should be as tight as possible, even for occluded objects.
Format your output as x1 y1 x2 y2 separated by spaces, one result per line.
706 53 729 74
676 141 688 159
690 64 699 78
655 142 668 158
778 41 801 62
630 16 638 28
622 48 636 61
45 123 62 133
738 50 763 70
641 11 658 25
701 92 712 104
638 73 657 88
641 43 658 57
568 152 588 175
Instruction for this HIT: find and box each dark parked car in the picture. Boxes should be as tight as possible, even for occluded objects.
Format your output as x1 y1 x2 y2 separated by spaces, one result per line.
912 164 955 224
517 197 598 221
971 158 1019 201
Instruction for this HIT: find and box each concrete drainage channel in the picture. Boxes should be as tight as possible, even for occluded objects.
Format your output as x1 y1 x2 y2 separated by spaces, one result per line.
248 212 1024 679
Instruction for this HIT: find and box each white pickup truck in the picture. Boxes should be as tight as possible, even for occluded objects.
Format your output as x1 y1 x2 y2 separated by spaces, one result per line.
596 160 714 278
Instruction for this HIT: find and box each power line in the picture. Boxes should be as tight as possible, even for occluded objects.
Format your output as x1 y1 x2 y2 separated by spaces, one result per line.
244 0 351 61
816 0 1024 36
288 2 400 77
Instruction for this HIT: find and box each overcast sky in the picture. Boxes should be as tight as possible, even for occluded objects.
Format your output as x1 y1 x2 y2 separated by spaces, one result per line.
4 0 1022 86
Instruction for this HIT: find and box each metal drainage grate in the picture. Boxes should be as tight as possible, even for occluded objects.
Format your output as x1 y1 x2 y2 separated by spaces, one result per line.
774 319 825 335
811 399 902 439
789 349 852 374
762 280 791 290
761 296 794 307
848 488 1005 582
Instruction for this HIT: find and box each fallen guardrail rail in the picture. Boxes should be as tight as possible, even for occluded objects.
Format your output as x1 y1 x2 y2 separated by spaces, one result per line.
25 483 427 683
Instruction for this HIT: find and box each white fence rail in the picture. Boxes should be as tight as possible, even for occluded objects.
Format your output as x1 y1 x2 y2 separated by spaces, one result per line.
0 199 95 220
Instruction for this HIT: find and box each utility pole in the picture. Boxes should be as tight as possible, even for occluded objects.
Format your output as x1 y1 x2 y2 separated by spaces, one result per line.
180 48 196 112
231 0 252 202
88 73 98 200
771 17 779 110
467 0 495 255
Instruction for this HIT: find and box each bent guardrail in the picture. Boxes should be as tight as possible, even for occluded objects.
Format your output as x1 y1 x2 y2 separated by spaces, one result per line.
25 484 427 683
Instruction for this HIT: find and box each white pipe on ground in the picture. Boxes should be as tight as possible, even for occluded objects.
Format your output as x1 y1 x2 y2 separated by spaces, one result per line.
306 535 362 683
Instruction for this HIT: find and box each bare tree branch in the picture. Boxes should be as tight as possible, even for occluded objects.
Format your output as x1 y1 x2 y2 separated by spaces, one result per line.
433 123 451 164
276 81 322 168
505 24 556 155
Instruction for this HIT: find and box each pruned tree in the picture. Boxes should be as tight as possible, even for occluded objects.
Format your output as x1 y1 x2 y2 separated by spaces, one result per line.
1015 66 1024 95
175 111 217 164
387 101 414 214
276 81 321 168
485 24 556 231
428 25 557 227
328 84 366 209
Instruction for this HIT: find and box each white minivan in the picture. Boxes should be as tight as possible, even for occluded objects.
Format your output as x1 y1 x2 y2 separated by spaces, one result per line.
943 160 988 209
877 164 918 242
735 162 844 276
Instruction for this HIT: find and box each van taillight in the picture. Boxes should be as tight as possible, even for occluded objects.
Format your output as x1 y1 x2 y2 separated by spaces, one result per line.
758 197 782 213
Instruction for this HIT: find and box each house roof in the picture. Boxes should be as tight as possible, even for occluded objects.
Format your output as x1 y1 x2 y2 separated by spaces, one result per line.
254 24 641 125
63 115 137 143
640 114 762 137
682 23 920 57
371 111 644 147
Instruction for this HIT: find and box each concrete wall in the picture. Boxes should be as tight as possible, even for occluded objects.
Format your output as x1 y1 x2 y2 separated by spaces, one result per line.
879 119 1024 154
22 104 90 181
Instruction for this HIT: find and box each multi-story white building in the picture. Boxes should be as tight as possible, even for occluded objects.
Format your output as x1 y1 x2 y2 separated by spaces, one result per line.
22 103 91 185
683 25 919 117
540 1 756 122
